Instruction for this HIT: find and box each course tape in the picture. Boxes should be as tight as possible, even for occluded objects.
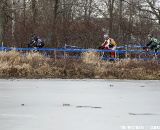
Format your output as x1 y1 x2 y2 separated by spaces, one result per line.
0 47 159 54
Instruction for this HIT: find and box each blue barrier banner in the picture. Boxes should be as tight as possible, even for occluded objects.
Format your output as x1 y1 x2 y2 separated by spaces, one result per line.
0 47 160 55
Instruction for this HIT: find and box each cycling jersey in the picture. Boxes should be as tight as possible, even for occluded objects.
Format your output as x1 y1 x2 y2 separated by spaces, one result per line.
147 37 160 46
103 38 117 49
147 37 160 52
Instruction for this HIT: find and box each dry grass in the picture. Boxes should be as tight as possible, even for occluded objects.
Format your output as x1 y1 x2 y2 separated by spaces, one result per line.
82 51 101 64
0 51 159 79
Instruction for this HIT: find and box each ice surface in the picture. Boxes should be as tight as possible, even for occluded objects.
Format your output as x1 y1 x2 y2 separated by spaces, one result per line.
0 79 160 130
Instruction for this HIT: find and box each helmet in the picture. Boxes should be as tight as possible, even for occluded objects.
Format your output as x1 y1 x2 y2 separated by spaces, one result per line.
148 34 152 38
104 34 109 40
32 34 38 41
31 33 36 37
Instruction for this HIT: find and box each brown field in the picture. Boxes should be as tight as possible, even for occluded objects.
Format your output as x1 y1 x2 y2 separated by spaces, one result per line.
0 51 159 79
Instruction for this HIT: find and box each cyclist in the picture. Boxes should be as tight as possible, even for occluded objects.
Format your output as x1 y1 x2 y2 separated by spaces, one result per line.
28 34 45 48
144 34 160 53
99 34 117 58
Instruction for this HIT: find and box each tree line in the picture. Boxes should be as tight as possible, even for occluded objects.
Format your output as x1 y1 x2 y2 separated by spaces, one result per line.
0 0 160 48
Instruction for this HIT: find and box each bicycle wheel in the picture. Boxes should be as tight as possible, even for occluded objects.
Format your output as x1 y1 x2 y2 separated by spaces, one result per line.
139 51 155 61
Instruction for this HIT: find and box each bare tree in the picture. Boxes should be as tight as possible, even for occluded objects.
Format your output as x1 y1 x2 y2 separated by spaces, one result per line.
23 0 26 29
31 0 37 32
83 0 93 20
0 0 6 44
108 0 115 36
118 0 124 37
11 0 16 42
145 0 160 24
52 0 59 47
0 0 160 48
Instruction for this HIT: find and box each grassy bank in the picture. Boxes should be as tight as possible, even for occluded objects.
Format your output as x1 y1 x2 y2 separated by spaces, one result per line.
0 51 159 79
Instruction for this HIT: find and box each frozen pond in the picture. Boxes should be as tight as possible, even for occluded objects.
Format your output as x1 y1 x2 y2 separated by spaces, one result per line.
0 79 160 130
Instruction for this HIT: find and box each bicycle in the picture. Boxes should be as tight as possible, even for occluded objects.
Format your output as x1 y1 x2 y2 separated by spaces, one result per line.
138 46 159 60
98 46 116 61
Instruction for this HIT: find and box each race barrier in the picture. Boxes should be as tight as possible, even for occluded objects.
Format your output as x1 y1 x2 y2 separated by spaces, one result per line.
0 46 160 61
